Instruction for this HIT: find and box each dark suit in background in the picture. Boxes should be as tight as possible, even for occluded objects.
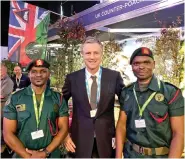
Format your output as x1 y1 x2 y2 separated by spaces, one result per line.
11 74 30 91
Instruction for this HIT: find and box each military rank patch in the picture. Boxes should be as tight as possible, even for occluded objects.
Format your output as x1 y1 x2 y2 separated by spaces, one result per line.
155 93 164 102
54 104 59 113
16 104 26 112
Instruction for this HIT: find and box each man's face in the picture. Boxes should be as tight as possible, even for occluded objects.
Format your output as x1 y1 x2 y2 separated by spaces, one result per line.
0 66 7 79
81 43 103 72
14 66 22 76
28 67 50 87
132 56 155 80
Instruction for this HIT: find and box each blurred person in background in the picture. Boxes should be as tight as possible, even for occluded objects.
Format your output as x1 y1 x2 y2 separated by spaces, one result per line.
11 65 30 91
0 63 14 154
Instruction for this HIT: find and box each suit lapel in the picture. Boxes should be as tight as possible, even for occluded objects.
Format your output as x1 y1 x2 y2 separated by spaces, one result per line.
77 69 91 113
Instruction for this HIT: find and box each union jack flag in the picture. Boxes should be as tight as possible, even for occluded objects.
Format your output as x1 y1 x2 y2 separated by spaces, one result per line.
8 0 50 66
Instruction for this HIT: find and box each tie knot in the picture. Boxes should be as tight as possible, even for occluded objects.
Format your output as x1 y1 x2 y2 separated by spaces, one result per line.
91 76 97 81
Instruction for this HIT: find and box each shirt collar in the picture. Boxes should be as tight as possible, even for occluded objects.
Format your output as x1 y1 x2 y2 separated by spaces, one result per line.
148 75 160 91
85 67 100 80
134 75 160 92
16 74 22 80
25 85 52 96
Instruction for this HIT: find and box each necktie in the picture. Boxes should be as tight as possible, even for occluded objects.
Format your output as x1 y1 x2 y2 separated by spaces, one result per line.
90 76 97 110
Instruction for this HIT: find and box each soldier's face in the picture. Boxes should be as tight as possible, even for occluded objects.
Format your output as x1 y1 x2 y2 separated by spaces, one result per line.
132 56 155 81
29 67 50 87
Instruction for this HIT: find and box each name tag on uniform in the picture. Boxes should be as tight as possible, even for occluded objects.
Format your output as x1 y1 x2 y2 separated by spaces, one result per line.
90 109 97 118
31 130 44 140
135 119 146 128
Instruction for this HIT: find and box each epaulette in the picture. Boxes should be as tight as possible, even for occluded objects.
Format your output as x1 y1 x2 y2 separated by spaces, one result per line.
164 82 179 90
52 89 62 94
122 82 134 90
164 82 181 104
11 88 25 95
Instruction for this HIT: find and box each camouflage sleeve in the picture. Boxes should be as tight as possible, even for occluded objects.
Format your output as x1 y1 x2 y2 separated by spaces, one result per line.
3 94 17 120
59 96 69 117
168 89 184 117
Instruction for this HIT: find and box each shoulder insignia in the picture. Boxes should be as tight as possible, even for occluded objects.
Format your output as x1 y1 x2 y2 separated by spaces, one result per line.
51 88 61 93
122 82 134 90
164 82 179 90
164 82 181 104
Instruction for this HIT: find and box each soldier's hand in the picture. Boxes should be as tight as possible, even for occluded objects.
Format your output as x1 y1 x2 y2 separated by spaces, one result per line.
26 148 46 158
64 134 76 153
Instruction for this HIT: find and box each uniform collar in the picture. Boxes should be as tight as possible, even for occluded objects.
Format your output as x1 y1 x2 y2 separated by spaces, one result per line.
132 75 160 92
148 75 160 91
25 85 52 96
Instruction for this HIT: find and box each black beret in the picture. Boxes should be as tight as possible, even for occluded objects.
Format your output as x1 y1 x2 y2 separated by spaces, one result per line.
130 47 154 64
26 59 50 72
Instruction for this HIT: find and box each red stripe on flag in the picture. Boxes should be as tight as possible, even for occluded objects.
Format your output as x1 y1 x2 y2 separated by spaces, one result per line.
8 40 21 58
12 0 20 9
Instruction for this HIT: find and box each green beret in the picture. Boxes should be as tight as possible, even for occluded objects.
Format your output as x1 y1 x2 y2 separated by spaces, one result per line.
130 47 154 64
26 59 50 72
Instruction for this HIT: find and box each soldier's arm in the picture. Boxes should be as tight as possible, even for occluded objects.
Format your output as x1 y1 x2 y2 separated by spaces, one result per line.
167 87 184 158
116 89 127 158
3 94 31 158
168 115 184 158
45 116 69 155
25 115 69 158
45 97 69 154
116 110 127 158
3 118 31 158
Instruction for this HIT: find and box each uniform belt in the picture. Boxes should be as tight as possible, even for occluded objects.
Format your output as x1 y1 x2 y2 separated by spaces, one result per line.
127 140 169 156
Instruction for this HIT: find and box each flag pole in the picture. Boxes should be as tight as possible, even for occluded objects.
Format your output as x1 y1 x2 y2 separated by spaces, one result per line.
48 10 68 19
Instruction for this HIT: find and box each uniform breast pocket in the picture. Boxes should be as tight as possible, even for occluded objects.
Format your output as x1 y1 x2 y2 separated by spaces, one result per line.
147 103 169 126
17 111 31 122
